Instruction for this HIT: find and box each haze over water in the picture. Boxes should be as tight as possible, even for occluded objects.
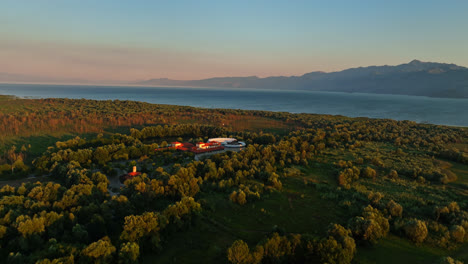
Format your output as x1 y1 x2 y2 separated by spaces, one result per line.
0 83 466 127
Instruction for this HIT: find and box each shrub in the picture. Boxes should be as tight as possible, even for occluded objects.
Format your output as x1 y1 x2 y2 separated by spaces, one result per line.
348 205 389 243
362 167 377 179
404 219 428 243
316 224 356 264
386 200 403 217
449 225 465 243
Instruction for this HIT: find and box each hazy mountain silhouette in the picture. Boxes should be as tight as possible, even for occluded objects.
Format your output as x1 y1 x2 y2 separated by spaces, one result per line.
137 60 468 98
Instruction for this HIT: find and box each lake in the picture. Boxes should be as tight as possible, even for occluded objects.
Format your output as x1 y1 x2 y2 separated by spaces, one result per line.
0 83 467 127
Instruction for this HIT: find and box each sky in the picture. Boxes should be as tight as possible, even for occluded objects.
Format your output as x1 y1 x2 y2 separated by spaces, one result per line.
1 0 468 82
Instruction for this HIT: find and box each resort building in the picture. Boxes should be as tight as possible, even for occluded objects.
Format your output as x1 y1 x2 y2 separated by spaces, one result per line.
156 137 246 154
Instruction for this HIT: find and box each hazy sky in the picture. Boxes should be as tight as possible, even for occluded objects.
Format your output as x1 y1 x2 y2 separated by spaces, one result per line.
1 0 468 82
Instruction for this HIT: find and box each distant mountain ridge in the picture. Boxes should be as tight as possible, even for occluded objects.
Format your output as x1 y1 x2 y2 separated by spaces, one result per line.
137 60 468 98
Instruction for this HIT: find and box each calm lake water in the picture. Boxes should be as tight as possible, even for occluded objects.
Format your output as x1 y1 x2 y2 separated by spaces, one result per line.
0 83 467 127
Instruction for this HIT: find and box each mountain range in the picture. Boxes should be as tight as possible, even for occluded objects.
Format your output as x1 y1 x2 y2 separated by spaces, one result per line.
137 60 468 98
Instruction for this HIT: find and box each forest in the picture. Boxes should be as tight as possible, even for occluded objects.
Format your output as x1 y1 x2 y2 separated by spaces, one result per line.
0 94 467 263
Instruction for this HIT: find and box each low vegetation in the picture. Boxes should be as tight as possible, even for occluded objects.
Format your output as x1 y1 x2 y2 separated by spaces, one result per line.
0 95 466 263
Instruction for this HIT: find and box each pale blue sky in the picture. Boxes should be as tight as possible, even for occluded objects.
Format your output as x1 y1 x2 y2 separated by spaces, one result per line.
1 0 467 81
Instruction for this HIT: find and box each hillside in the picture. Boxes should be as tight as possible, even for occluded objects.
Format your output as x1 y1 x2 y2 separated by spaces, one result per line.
0 96 467 263
137 60 468 98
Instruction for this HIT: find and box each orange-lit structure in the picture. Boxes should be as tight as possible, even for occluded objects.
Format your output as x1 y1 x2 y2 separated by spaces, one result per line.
119 166 142 182
155 138 245 154
170 141 224 154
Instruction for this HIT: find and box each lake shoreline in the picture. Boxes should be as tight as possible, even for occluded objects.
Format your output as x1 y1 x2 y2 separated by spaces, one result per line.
1 83 467 127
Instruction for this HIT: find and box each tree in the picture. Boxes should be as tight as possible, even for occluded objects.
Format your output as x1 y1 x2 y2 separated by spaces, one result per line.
72 224 89 243
338 168 359 189
93 147 111 165
368 192 383 205
229 190 248 205
362 167 377 179
81 236 116 262
162 197 201 226
386 200 403 217
388 169 398 179
316 224 356 264
120 212 161 243
404 219 428 243
262 233 301 262
449 225 465 243
438 256 464 264
36 255 74 264
348 205 389 243
0 225 7 239
227 240 251 264
15 215 46 237
237 191 247 205
119 242 140 264
226 240 263 264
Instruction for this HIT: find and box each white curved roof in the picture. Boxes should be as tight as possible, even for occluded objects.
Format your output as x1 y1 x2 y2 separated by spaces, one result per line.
208 138 236 143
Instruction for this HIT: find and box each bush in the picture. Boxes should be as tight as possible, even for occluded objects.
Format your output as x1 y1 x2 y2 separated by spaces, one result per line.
227 240 250 264
449 225 465 243
438 256 464 264
404 219 428 243
316 224 356 264
348 205 389 243
388 169 398 179
226 240 263 264
387 200 403 218
362 167 377 179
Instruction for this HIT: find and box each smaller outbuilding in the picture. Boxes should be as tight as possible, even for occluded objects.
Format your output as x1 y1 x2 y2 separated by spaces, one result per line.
119 166 141 183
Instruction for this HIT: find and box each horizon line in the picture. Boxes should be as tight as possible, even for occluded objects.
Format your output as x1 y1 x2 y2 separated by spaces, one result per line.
1 59 466 85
